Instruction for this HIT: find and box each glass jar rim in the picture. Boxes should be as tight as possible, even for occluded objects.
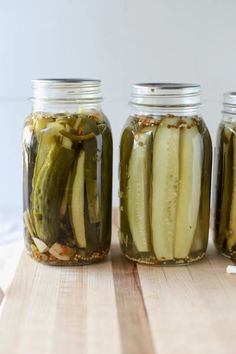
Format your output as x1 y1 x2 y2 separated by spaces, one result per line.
223 92 236 114
130 82 201 107
31 78 103 103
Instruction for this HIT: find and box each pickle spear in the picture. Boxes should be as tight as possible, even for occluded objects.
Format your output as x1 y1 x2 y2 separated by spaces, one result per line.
191 127 212 253
119 126 134 248
32 144 75 244
127 129 153 252
151 118 180 261
174 124 202 259
228 131 236 250
217 128 233 247
61 116 101 224
98 123 113 244
70 150 86 248
60 172 72 218
82 119 101 224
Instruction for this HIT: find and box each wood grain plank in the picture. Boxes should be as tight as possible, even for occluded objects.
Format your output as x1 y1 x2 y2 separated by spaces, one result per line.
50 265 87 354
0 248 121 354
85 251 121 354
111 225 156 354
138 244 236 354
1 213 236 354
0 253 38 354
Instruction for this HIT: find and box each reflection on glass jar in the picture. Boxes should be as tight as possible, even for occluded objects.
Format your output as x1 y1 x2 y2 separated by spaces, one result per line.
22 79 112 265
119 83 212 265
214 92 236 259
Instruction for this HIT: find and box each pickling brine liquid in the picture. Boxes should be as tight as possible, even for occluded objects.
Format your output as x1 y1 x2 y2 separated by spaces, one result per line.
119 114 212 265
23 111 112 265
214 122 236 258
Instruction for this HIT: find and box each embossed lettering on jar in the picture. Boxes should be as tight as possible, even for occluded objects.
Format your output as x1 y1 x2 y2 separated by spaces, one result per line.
22 79 112 265
119 83 212 265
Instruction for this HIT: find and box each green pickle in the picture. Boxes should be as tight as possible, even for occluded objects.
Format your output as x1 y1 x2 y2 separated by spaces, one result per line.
214 122 236 258
119 114 212 265
23 112 112 265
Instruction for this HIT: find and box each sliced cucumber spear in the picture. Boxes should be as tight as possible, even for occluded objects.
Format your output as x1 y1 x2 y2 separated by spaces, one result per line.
217 128 233 246
127 129 153 252
84 137 101 224
151 118 180 261
228 132 236 251
70 150 86 248
174 125 202 259
60 126 73 218
60 172 72 218
190 128 211 254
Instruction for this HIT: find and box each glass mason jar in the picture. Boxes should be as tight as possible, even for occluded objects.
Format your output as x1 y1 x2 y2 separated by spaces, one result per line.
214 92 236 259
119 83 212 265
22 79 112 265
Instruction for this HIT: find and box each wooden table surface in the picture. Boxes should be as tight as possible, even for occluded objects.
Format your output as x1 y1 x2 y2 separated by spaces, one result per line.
0 212 236 354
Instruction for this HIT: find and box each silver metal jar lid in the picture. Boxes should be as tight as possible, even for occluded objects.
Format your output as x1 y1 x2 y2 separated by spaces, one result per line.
130 83 201 107
223 92 236 114
31 79 102 102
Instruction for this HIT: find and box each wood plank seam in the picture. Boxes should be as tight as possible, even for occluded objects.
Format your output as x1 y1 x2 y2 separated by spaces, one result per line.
111 237 156 354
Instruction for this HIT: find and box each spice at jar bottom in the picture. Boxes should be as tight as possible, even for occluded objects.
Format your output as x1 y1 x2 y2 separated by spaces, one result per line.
119 83 212 265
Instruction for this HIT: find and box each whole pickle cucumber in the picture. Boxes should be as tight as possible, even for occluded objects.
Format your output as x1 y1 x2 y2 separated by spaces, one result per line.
32 144 75 244
32 121 65 191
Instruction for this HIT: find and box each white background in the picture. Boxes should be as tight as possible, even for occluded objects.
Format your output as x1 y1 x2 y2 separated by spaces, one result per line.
0 0 236 211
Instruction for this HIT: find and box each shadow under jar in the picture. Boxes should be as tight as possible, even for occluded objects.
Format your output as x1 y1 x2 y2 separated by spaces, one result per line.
119 83 212 265
214 92 236 259
22 79 112 265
